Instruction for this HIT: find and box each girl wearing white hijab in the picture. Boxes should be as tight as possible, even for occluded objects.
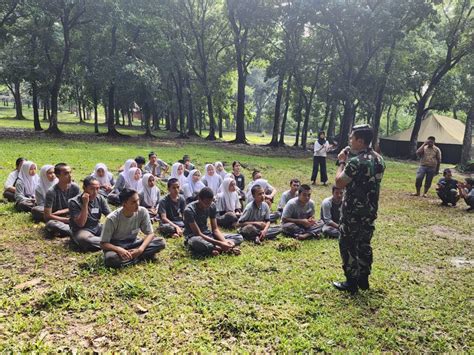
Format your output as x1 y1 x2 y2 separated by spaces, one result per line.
171 162 187 189
35 165 57 206
31 164 57 222
139 173 160 219
126 167 143 192
92 163 115 196
15 161 39 212
108 159 138 206
216 177 241 228
183 169 205 203
202 164 222 195
214 161 227 180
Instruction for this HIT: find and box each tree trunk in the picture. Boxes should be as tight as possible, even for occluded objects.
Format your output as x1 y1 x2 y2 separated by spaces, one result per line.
234 57 247 143
173 70 187 138
78 100 83 122
218 107 223 139
106 84 120 135
279 74 292 146
46 85 62 134
142 100 153 137
170 110 178 132
327 101 338 139
32 81 42 131
206 93 216 140
409 97 429 158
460 103 473 166
338 100 356 150
186 78 198 136
293 94 303 147
93 94 99 134
269 72 285 147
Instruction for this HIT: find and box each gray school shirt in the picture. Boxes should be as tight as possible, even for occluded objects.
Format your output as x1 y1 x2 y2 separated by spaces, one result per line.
100 206 153 243
112 174 126 193
144 160 168 176
278 190 298 210
35 186 46 206
238 201 270 223
158 194 186 222
282 197 315 220
15 178 34 203
183 200 217 239
68 194 111 234
44 183 81 213
320 196 341 225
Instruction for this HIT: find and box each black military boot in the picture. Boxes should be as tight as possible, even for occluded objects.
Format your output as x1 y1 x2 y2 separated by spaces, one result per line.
358 275 370 290
332 279 358 294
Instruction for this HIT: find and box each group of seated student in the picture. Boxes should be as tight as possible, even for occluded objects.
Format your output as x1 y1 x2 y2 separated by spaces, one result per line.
436 169 474 211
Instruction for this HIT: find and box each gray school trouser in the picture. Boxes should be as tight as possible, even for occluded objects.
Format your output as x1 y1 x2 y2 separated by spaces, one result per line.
185 232 243 256
282 222 322 238
216 212 239 229
31 206 45 223
239 224 281 242
72 227 103 252
3 190 15 202
107 193 121 206
415 166 436 191
45 220 72 237
104 236 166 268
159 221 185 238
465 195 474 208
15 199 35 213
322 224 341 238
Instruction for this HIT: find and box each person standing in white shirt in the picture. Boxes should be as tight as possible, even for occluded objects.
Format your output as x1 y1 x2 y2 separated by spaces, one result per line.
311 131 333 186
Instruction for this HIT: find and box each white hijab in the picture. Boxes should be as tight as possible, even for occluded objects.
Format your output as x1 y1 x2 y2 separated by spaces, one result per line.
120 159 137 182
171 162 187 187
127 167 143 192
18 161 39 197
214 161 227 180
38 164 57 197
141 173 159 207
217 177 240 212
92 163 113 186
203 164 222 195
185 169 205 194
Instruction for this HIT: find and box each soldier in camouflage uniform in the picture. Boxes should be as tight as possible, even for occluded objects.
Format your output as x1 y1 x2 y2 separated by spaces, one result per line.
332 125 385 294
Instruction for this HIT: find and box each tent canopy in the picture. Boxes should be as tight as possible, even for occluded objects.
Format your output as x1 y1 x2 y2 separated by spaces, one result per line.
383 113 465 145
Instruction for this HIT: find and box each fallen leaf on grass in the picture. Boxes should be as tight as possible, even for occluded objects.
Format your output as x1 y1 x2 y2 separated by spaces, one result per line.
14 277 42 290
135 303 148 314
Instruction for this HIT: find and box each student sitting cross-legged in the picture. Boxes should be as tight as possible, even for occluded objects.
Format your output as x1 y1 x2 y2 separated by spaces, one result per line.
183 187 243 257
183 169 205 204
3 157 25 202
158 178 186 238
139 173 160 221
215 177 242 229
320 186 343 239
92 163 115 197
100 188 166 268
277 178 300 213
68 176 112 251
44 163 80 238
14 160 39 213
107 159 137 206
237 184 282 244
31 164 57 222
281 184 323 240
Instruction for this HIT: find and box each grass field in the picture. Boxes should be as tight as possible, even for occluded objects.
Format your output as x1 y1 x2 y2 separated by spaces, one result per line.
0 127 472 351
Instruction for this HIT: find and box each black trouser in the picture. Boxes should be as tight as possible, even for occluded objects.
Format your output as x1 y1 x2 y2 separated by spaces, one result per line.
311 156 328 183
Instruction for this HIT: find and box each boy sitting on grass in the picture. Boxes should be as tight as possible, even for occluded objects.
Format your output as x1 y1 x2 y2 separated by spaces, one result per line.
183 187 243 256
158 178 186 238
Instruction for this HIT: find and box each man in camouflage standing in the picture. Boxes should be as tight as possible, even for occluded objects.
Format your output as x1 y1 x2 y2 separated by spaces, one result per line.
333 125 385 294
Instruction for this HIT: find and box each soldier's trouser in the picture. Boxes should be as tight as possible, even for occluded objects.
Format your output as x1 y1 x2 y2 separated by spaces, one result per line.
72 228 102 252
339 221 374 281
15 200 35 213
104 236 166 268
3 190 15 202
415 166 436 191
159 221 185 238
216 212 238 229
31 206 45 223
282 222 322 238
107 193 121 206
322 224 341 238
186 232 243 256
45 220 72 237
239 224 281 241
437 189 459 205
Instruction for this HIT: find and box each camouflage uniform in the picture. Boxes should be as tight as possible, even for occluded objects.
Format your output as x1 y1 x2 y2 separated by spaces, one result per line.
339 148 385 282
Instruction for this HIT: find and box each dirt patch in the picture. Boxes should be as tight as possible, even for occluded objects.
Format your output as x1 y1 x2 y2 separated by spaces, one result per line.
450 257 474 268
422 225 473 242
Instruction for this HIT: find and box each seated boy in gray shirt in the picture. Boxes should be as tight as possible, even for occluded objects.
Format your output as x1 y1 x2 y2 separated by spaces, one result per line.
44 163 80 238
237 184 281 244
282 184 323 240
158 178 186 238
183 187 243 257
69 176 111 251
319 186 343 238
100 188 166 268
144 151 169 178
277 178 300 212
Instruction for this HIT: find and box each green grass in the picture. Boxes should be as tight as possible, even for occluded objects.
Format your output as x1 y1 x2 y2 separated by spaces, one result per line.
0 134 472 352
